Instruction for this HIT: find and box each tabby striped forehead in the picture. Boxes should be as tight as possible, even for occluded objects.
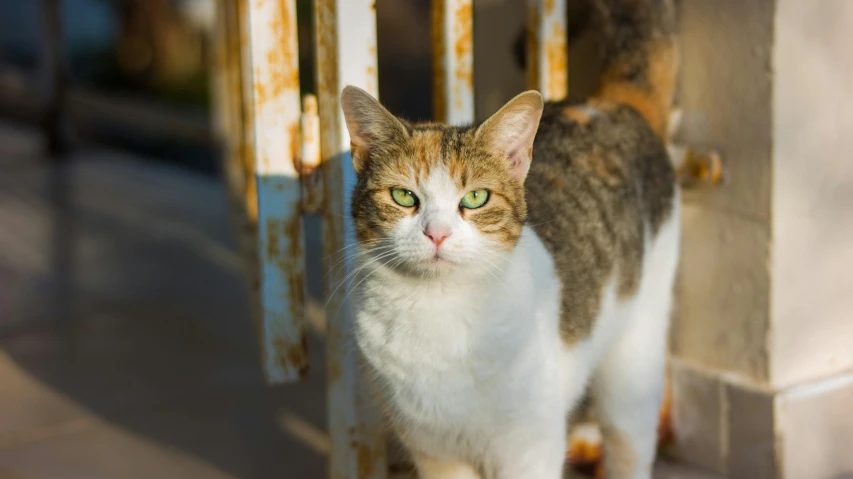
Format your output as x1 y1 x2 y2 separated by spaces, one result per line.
395 123 466 183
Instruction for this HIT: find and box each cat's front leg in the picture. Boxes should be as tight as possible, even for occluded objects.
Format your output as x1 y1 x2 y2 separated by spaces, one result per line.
411 451 481 479
488 421 566 479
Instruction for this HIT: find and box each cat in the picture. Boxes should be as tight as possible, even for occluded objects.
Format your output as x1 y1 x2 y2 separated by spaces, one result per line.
339 0 678 477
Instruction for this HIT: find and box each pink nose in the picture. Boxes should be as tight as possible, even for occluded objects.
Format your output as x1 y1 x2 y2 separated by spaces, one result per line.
424 226 451 247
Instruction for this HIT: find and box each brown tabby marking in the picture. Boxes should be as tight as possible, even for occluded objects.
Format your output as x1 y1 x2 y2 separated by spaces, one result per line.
561 106 593 125
526 0 677 344
595 43 677 139
594 0 678 140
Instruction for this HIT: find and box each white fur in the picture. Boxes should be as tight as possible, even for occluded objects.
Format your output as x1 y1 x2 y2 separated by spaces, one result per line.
353 167 681 479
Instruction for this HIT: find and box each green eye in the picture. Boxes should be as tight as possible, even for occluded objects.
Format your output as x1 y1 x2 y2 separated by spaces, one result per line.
460 189 489 209
391 188 418 207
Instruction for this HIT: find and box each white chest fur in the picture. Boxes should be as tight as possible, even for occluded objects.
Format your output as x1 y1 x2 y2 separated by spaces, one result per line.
354 228 568 453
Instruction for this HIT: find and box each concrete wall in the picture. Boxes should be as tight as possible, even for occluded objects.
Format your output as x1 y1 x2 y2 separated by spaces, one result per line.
771 0 853 389
669 1 853 477
672 0 775 383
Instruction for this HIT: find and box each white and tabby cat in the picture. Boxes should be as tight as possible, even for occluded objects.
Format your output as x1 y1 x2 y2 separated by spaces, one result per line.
340 0 679 477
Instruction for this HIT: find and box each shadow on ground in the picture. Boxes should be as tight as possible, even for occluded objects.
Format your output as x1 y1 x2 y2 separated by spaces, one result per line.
0 121 332 478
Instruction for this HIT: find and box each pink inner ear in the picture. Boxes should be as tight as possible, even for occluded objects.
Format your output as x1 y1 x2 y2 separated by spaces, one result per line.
477 92 543 182
506 145 532 180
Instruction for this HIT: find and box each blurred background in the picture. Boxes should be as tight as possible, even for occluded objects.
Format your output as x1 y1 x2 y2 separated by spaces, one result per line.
2 1 853 479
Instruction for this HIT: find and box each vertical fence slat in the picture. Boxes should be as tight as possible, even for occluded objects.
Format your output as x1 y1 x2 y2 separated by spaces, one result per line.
214 0 246 207
213 0 264 370
238 0 259 226
300 94 324 213
526 0 567 100
245 0 308 383
315 0 387 477
432 0 474 124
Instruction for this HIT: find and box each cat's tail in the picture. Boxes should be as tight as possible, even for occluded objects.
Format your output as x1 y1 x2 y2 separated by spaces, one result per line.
592 0 678 140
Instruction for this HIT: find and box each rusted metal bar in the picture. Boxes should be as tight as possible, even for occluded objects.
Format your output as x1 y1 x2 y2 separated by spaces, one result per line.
667 110 725 189
431 0 474 124
212 0 264 358
212 0 240 219
670 144 725 189
300 94 323 213
526 0 567 100
314 0 387 477
238 0 258 226
245 0 308 383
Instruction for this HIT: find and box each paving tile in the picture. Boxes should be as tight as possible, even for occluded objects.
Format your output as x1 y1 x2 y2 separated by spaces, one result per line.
0 352 93 445
666 361 726 473
655 459 725 479
103 382 328 479
727 384 776 479
0 423 236 479
0 465 52 479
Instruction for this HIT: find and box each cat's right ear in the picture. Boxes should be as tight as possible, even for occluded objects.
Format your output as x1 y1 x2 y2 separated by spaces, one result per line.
341 86 409 174
475 90 543 182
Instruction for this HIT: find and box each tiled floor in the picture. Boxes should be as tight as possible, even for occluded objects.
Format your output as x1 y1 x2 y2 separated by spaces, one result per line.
0 121 720 479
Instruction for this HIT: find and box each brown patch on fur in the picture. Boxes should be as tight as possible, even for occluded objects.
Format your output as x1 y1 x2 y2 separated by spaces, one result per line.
567 437 603 473
595 43 677 139
526 0 677 344
657 373 674 446
581 146 625 187
528 99 672 343
592 0 678 140
562 106 593 124
409 128 443 180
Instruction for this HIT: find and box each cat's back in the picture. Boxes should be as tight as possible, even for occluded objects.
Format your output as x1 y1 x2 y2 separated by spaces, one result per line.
525 99 677 345
531 99 676 233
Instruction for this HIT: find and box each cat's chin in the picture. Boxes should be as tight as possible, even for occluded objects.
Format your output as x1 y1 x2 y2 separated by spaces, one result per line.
412 257 458 275
426 256 457 270
387 255 463 278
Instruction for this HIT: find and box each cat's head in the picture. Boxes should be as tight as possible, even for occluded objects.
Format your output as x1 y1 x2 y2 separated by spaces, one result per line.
341 86 543 278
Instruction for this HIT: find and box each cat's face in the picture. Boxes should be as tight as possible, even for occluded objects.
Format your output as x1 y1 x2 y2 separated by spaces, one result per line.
341 87 543 277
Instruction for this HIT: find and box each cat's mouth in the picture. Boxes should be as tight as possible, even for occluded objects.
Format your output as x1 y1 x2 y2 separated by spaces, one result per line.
429 252 454 265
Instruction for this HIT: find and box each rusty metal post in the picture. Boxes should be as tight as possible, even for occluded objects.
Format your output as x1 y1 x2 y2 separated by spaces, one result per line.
431 0 474 125
212 0 265 368
238 0 258 226
314 0 387 477
245 0 309 383
300 94 324 213
213 0 243 195
526 0 567 100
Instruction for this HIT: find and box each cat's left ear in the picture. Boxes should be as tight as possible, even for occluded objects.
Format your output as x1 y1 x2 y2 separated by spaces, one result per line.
475 91 544 182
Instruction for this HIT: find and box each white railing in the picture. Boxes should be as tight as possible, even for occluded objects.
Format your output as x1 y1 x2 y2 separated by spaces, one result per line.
214 0 567 476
